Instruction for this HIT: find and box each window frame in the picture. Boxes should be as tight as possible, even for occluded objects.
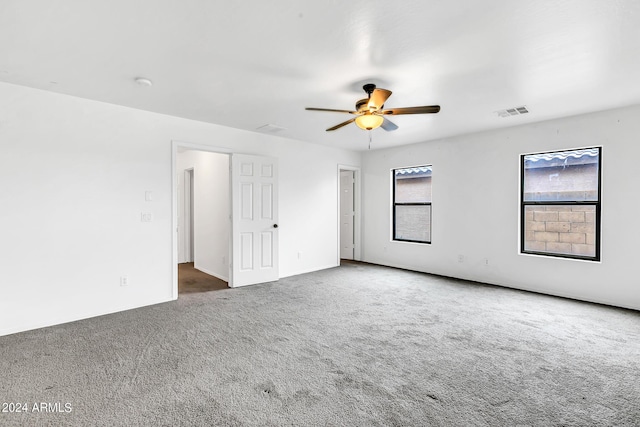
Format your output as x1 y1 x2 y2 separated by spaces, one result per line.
392 165 432 244
520 147 602 261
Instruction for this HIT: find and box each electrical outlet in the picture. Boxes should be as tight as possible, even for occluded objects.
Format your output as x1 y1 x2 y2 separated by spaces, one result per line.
297 251 302 260
484 258 489 266
458 255 464 263
120 276 129 287
141 212 153 222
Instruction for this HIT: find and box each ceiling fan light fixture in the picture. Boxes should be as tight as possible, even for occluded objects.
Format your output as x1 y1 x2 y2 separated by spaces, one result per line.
355 114 384 130
306 83 439 132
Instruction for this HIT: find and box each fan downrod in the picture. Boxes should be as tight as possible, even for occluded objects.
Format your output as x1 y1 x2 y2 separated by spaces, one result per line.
363 83 376 96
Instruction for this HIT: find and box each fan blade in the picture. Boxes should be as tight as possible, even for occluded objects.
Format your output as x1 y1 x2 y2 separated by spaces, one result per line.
381 105 440 115
381 118 398 131
306 107 358 114
368 89 392 110
326 118 356 131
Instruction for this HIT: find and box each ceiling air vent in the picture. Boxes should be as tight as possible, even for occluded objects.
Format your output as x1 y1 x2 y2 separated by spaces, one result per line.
495 106 529 118
256 124 286 134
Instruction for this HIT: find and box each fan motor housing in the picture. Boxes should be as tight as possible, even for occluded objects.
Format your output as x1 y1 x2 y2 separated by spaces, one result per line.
355 98 369 112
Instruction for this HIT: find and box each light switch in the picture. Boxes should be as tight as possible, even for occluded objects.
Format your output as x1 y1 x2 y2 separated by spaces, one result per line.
145 191 153 201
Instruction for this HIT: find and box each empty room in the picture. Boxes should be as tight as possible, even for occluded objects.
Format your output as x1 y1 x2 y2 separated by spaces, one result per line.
1 1 639 425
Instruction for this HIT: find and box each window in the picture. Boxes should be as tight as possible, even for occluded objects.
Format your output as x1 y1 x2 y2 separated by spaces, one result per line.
393 165 432 243
521 147 601 261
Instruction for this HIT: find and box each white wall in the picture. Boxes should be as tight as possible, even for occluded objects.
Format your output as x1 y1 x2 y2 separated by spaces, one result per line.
362 104 640 311
176 150 229 281
0 82 360 336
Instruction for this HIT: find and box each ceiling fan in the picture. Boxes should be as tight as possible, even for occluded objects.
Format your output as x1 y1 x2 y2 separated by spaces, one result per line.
305 83 440 132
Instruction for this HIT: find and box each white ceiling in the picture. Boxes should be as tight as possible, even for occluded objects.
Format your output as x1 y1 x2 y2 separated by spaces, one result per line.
2 0 640 151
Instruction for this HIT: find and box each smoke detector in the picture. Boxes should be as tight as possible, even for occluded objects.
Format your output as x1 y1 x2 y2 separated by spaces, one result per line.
134 77 153 87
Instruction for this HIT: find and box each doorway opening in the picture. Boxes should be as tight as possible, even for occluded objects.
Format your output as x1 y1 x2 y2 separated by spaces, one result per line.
338 165 361 265
173 144 231 296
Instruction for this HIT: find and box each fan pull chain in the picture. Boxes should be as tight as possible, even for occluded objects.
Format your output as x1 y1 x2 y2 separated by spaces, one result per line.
368 131 372 150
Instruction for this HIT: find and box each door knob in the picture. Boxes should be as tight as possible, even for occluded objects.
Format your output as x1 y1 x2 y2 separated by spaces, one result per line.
273 224 278 228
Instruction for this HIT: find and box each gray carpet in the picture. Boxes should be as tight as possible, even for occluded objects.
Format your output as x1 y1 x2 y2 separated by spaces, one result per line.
1 262 639 426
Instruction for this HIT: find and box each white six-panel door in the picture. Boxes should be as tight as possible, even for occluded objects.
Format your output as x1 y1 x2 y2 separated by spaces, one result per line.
230 154 279 287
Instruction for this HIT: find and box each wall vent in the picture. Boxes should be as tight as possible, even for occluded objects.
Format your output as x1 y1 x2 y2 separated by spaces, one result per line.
256 124 286 133
496 106 529 118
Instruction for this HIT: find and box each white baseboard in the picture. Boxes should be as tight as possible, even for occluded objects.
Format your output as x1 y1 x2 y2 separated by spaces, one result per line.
194 264 229 283
279 263 339 279
0 295 173 338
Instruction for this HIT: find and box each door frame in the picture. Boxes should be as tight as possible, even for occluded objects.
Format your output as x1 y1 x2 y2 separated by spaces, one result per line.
183 168 195 263
171 140 232 300
337 164 362 263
